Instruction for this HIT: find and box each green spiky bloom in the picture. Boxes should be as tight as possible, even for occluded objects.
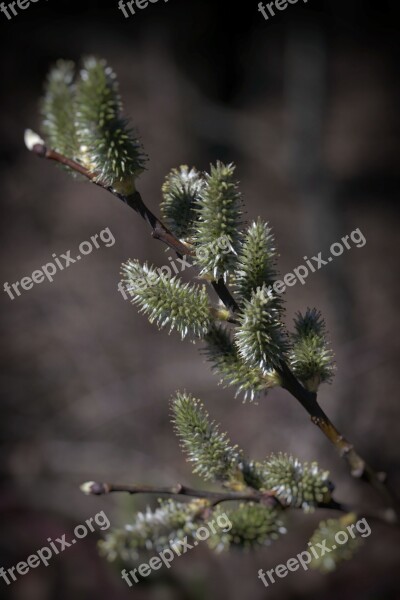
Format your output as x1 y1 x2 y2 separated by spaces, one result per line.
171 392 243 485
74 57 146 193
235 286 288 373
289 308 335 392
40 57 146 193
122 260 211 340
160 166 205 240
261 453 332 512
234 219 280 305
193 162 243 280
204 324 280 401
209 504 286 551
99 499 205 562
308 514 362 572
41 60 79 161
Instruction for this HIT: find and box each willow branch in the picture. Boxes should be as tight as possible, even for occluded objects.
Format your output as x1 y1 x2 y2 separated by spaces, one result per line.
28 141 399 519
80 481 397 525
80 480 267 507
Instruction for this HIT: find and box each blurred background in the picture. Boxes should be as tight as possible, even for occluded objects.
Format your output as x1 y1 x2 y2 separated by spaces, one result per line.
0 0 399 598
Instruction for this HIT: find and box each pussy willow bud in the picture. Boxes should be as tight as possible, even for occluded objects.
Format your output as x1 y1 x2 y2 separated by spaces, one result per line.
122 260 211 340
160 166 205 240
235 286 288 373
171 392 243 484
193 162 243 280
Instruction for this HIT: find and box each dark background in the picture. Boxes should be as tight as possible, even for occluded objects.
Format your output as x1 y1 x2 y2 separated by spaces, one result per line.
0 0 399 598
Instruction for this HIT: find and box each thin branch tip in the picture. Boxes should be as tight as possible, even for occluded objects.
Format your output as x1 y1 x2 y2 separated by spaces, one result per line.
80 481 109 496
24 129 46 153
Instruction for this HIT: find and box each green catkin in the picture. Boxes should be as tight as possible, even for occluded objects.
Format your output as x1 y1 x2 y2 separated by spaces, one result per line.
234 219 280 306
259 453 332 512
171 392 243 484
41 60 79 161
161 166 205 240
235 286 289 373
122 260 211 340
208 503 286 551
193 162 243 280
289 308 335 392
204 323 280 400
74 57 146 192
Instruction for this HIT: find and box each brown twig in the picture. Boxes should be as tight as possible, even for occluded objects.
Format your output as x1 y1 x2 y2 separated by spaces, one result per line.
29 140 399 521
80 480 264 507
80 480 398 525
278 361 399 518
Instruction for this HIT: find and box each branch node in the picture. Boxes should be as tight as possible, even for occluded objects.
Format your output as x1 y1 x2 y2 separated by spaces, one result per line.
350 464 365 478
